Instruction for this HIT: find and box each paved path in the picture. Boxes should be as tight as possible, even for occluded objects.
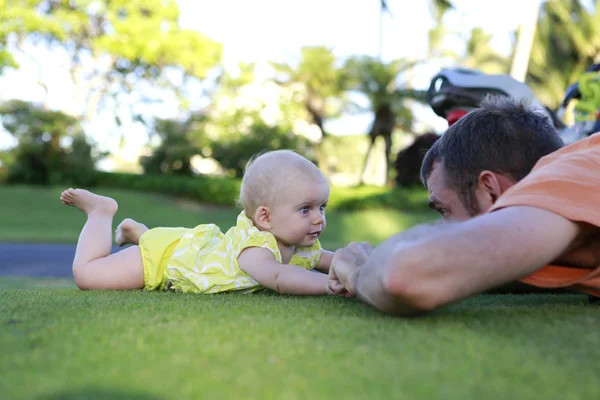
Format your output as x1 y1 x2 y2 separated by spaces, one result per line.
0 242 125 277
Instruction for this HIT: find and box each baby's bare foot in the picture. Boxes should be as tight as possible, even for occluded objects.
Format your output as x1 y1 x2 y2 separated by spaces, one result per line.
60 188 118 216
115 218 149 246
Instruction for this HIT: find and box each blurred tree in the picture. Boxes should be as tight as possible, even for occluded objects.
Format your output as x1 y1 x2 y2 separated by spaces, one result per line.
0 100 97 185
210 109 311 177
0 0 18 73
140 113 205 175
428 0 508 74
343 56 426 184
0 0 222 135
270 46 345 141
201 62 312 177
526 0 600 109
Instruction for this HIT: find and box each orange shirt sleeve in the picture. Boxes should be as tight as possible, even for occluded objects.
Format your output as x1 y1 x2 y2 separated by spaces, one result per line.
488 133 600 297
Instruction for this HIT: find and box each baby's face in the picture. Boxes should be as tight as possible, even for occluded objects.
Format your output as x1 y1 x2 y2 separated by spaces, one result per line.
268 178 330 248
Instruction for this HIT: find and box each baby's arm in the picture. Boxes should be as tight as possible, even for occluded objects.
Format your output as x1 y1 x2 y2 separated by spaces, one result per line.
238 247 335 296
315 249 335 273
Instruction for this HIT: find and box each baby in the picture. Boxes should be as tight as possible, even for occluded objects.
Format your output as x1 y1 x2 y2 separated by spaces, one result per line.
60 150 346 296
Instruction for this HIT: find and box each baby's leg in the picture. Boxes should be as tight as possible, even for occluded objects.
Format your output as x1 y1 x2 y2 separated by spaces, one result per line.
61 188 144 290
115 218 149 246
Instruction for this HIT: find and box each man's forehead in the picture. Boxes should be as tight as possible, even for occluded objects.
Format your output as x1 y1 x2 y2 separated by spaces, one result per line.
426 162 447 192
427 163 458 205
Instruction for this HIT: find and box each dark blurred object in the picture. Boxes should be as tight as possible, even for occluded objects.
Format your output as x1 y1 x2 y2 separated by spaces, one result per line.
0 100 97 186
394 133 439 187
426 67 555 127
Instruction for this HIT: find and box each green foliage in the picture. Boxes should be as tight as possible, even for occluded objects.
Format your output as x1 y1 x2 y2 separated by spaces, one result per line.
328 185 431 213
0 0 222 126
140 113 205 175
0 100 97 186
527 0 600 109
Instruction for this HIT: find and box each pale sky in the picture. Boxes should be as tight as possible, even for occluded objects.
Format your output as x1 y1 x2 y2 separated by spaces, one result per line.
0 0 539 153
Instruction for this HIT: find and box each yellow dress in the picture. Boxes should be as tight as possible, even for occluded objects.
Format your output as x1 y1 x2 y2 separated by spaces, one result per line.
138 211 322 293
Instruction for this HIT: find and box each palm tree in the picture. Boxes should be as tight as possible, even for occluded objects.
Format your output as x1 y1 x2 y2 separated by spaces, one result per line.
343 56 425 184
463 27 510 74
427 1 509 74
428 0 455 59
526 0 600 109
378 0 393 59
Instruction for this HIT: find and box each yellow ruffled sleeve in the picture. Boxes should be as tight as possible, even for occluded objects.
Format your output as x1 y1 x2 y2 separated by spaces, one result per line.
231 211 282 264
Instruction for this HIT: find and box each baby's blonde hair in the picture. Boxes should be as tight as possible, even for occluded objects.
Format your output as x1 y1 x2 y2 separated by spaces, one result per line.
238 150 326 216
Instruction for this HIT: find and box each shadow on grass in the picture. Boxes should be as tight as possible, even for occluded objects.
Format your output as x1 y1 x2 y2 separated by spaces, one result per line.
37 388 164 400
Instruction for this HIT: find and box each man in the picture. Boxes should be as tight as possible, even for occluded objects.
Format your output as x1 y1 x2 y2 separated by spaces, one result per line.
328 95 600 315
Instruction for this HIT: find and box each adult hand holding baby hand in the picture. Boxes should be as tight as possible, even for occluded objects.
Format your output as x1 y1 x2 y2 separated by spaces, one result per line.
328 242 373 297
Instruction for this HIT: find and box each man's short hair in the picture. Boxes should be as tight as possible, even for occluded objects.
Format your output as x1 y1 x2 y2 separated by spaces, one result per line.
420 95 564 215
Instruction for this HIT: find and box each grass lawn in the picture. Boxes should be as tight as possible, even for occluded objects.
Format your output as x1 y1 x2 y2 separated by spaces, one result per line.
2 185 599 399
1 289 598 399
0 185 436 249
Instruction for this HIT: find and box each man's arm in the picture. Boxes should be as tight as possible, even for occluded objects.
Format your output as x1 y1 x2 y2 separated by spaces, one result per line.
350 206 582 315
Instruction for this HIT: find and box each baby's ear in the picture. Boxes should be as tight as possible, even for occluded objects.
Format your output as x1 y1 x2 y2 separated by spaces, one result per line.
253 206 272 230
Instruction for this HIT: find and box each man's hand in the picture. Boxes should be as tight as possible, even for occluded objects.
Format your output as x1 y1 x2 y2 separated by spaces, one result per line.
328 242 373 297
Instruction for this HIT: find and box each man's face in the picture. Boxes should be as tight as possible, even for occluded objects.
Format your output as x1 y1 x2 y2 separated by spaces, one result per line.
425 162 480 222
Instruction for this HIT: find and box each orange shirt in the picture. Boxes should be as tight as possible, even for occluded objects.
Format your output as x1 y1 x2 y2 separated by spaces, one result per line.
489 133 600 297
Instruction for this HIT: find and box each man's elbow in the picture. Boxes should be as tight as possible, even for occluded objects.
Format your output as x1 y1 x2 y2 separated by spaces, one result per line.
381 257 446 314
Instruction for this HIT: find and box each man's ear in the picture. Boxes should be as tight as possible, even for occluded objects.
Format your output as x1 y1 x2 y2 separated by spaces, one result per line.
478 170 515 203
253 206 272 230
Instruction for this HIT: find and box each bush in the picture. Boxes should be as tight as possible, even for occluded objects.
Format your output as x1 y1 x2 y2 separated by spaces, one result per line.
140 115 205 176
95 172 241 206
329 185 431 212
394 133 439 188
0 100 98 186
94 172 431 212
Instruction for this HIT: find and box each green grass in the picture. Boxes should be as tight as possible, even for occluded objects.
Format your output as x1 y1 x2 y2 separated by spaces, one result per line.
5 185 597 399
0 276 76 289
1 289 598 399
0 185 436 249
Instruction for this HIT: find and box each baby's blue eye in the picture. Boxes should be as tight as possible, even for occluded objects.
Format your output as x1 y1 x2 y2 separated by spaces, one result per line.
319 204 326 212
300 207 310 214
